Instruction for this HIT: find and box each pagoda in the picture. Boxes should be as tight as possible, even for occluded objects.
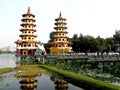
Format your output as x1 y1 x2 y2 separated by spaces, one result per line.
15 7 41 57
50 12 72 54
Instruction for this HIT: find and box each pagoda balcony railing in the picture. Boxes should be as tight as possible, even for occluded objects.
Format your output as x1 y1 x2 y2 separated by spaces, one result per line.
56 47 72 49
22 22 35 24
16 47 37 49
55 30 68 32
20 33 35 35
54 41 68 42
23 17 35 20
54 35 67 37
56 25 66 27
22 27 34 29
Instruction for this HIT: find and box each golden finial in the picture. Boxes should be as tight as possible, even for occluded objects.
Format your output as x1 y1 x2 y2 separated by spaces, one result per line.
27 6 30 14
59 12 62 18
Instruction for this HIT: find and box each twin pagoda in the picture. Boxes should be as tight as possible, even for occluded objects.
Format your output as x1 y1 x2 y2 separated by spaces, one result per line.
15 7 72 57
15 7 41 56
50 12 72 54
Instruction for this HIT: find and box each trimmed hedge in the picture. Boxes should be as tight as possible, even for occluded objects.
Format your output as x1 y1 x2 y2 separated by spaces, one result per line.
40 65 120 90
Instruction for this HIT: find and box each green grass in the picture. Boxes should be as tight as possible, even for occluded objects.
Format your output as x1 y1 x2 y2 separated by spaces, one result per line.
0 68 13 74
15 65 42 77
40 65 120 90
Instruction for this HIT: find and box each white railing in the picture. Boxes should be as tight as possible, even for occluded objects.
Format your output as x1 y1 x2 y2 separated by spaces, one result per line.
16 47 37 49
20 33 35 35
23 17 35 20
22 27 34 29
22 22 35 24
54 35 67 37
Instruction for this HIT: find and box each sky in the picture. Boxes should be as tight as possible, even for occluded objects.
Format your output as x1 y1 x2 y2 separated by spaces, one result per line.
1 0 120 48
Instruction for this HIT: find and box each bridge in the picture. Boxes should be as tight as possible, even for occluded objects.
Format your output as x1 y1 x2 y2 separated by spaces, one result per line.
45 54 120 62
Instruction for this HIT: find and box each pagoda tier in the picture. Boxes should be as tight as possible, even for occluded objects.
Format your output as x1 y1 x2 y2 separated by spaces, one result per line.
50 12 72 54
15 7 41 56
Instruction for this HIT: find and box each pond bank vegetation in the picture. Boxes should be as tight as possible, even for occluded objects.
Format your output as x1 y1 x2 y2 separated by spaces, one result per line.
40 65 120 90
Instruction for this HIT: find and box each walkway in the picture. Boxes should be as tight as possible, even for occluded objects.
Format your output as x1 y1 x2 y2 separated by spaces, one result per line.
45 54 120 62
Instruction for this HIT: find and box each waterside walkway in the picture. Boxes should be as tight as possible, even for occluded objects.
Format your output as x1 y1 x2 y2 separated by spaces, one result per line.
45 53 120 62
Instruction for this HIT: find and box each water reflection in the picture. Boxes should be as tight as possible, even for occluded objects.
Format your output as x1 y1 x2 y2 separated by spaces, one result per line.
50 74 84 90
19 76 37 90
1 71 119 90
55 79 68 90
18 74 84 90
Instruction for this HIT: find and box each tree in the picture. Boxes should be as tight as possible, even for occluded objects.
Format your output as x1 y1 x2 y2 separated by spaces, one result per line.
113 30 120 44
96 36 107 53
48 31 55 42
72 34 78 39
105 37 114 52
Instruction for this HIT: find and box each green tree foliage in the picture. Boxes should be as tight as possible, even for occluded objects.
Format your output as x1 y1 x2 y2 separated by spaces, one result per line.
113 30 120 44
105 37 114 52
69 34 115 53
95 36 107 52
45 31 117 53
48 31 55 42
44 43 50 53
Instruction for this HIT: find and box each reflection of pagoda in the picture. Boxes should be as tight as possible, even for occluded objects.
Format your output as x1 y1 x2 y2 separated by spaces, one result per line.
50 12 72 54
55 79 68 90
20 76 37 90
15 7 41 57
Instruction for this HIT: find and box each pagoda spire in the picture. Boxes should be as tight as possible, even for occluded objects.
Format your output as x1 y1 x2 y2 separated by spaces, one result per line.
27 6 30 14
59 12 62 18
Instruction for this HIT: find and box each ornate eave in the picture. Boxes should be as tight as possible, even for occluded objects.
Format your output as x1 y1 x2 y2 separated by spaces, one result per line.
54 22 67 25
15 40 41 44
20 23 36 27
20 29 36 32
19 34 37 37
54 27 67 29
21 18 35 22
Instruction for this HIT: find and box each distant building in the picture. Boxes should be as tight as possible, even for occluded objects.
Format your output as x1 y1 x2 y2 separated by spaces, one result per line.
15 7 41 57
50 12 72 54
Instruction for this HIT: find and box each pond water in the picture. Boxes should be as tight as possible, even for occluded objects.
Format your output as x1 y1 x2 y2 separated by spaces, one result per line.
0 72 84 90
0 54 16 68
0 54 84 90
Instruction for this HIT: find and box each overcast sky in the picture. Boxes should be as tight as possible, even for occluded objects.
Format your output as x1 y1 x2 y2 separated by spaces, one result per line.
0 0 120 48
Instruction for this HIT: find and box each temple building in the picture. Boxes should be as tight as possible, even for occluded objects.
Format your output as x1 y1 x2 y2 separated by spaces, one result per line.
15 7 41 57
50 12 72 54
